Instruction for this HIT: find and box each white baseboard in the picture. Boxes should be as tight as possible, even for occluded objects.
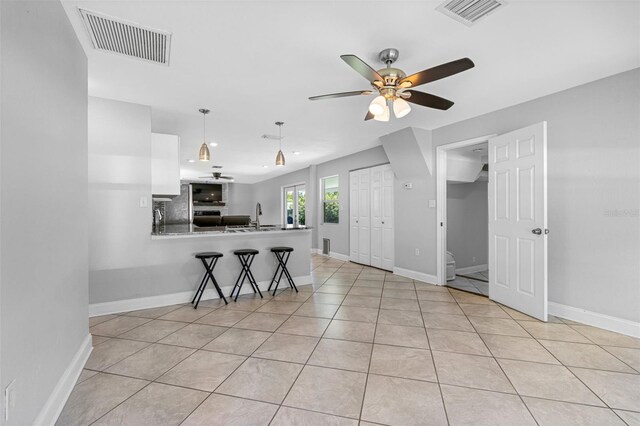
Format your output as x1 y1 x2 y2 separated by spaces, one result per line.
89 275 312 317
456 264 488 275
35 334 92 425
310 248 321 255
549 302 640 338
328 251 349 262
393 267 439 285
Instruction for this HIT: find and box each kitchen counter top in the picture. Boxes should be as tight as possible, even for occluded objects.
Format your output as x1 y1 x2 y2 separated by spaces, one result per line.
151 224 311 239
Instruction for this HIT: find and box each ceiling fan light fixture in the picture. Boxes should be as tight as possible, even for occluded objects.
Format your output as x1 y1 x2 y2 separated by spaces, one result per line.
198 143 210 161
369 95 386 116
374 105 390 122
393 98 411 118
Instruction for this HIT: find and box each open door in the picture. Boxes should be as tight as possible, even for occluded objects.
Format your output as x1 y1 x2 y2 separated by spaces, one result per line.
488 122 548 321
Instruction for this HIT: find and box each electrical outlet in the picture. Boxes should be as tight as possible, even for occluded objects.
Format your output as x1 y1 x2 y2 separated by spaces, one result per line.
472 256 476 263
415 248 420 256
5 380 16 422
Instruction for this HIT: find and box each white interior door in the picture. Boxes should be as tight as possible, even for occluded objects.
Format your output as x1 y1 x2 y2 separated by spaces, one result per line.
370 166 383 268
349 171 359 261
488 122 548 321
381 164 395 271
357 169 371 265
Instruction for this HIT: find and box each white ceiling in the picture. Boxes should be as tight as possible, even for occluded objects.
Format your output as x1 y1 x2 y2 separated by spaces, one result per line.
62 0 640 183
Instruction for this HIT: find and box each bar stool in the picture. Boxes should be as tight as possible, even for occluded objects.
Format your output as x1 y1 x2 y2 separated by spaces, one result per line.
268 247 297 296
229 249 262 301
192 252 226 309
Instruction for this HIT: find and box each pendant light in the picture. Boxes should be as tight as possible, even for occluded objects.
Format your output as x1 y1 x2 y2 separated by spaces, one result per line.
275 121 285 166
198 108 211 162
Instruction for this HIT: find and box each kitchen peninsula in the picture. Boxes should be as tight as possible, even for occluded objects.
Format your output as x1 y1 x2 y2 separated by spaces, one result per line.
150 225 311 297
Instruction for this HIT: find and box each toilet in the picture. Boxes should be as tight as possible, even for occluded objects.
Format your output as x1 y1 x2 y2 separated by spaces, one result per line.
446 251 456 281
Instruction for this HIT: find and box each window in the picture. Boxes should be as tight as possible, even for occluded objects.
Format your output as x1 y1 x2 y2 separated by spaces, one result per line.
283 184 305 227
321 175 339 224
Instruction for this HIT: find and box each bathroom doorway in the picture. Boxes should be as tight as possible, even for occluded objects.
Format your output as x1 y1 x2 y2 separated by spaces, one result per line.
443 140 490 296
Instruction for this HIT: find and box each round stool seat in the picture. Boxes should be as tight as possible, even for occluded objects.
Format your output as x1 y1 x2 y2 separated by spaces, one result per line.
271 246 294 253
233 249 259 256
195 251 224 259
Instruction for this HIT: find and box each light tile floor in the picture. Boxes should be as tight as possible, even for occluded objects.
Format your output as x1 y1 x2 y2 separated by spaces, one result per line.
59 255 640 425
447 270 489 296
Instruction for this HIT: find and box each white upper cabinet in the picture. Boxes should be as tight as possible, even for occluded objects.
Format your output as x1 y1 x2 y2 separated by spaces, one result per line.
151 133 181 196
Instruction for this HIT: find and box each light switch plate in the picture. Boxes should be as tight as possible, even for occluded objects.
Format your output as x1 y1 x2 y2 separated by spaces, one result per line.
428 199 436 208
403 182 413 189
139 196 148 208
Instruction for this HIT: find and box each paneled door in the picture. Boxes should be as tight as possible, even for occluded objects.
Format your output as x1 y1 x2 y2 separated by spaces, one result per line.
488 122 548 321
370 166 383 268
370 164 395 270
357 169 371 264
380 165 395 271
350 165 394 270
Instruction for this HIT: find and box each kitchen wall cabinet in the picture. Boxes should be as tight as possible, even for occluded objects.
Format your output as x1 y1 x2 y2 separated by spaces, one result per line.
151 133 180 195
350 164 394 270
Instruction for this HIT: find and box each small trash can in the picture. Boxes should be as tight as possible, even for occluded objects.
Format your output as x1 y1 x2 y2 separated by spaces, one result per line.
446 251 456 281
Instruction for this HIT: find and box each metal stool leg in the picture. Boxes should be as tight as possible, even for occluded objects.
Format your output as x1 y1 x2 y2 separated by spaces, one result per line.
244 255 263 298
201 257 227 306
281 252 298 292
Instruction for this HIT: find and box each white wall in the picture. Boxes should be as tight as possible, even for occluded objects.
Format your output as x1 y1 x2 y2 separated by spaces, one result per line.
1 1 89 423
434 68 640 323
227 183 255 216
89 97 154 303
447 181 488 269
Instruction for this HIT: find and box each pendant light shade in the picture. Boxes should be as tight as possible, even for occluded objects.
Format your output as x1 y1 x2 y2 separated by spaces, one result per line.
274 121 285 166
373 105 390 122
369 95 386 116
393 98 411 118
198 142 210 161
198 108 211 162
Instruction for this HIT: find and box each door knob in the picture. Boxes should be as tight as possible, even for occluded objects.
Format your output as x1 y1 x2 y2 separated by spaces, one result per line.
532 228 542 235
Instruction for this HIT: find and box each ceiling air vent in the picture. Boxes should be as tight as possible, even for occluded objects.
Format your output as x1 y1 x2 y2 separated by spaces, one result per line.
79 8 171 66
436 0 506 26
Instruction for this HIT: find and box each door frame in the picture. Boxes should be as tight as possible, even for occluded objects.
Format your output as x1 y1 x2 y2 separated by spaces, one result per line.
435 134 496 286
281 181 306 227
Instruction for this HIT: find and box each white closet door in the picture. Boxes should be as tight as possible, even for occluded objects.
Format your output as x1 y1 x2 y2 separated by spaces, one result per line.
349 171 359 262
370 166 383 268
381 164 395 271
357 169 371 265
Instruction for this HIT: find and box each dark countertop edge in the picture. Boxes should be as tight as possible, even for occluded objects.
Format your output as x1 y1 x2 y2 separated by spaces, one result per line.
151 227 313 238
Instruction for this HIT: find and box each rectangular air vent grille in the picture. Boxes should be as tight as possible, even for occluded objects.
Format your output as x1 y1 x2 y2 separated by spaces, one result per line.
79 9 171 65
436 0 506 26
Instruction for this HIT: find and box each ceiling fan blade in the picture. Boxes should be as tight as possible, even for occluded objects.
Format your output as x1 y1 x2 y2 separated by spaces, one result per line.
364 111 375 121
309 90 373 101
399 58 474 88
341 54 384 84
405 90 454 110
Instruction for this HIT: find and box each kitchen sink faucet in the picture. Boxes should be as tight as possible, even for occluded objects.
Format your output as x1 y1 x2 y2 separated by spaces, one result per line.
255 202 262 230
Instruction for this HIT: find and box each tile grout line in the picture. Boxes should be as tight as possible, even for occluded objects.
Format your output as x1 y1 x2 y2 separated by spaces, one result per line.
452 296 541 425
415 277 451 425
